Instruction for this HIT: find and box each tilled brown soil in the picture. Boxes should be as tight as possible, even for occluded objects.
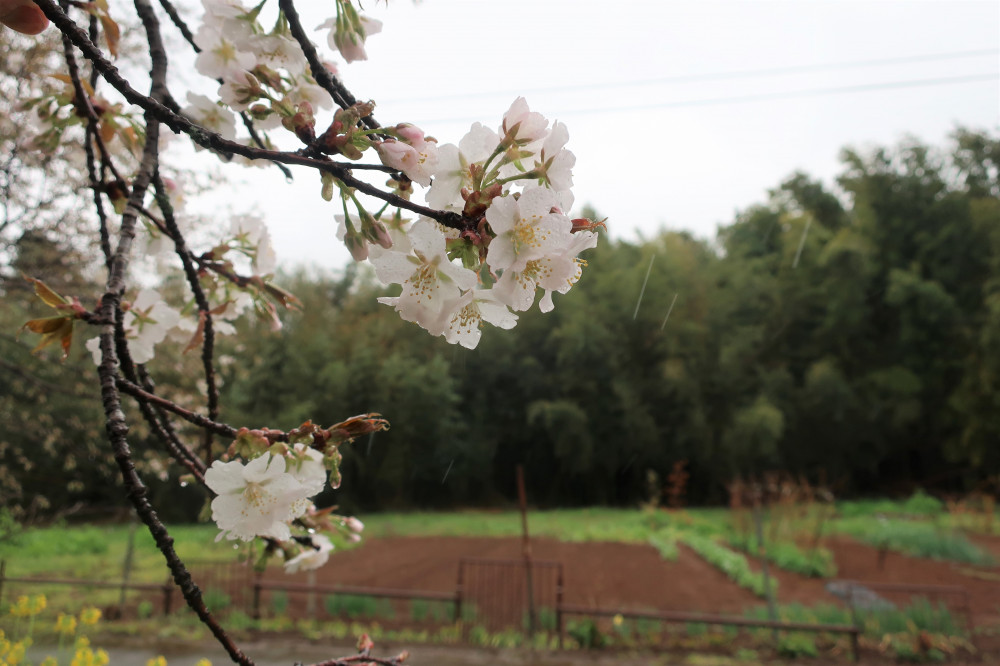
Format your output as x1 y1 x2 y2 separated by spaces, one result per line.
269 533 1000 626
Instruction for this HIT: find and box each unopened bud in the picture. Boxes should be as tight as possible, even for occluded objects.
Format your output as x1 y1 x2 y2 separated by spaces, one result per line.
344 233 368 262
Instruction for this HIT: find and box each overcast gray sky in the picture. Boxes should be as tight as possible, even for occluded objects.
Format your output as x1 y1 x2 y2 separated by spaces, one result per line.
194 0 1000 272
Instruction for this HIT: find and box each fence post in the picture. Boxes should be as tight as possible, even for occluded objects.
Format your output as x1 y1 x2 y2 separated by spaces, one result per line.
119 519 138 618
455 560 464 638
252 575 261 621
850 627 859 662
162 577 173 616
556 564 564 649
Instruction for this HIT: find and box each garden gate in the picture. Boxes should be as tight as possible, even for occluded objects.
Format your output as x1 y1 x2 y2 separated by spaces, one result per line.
456 557 563 635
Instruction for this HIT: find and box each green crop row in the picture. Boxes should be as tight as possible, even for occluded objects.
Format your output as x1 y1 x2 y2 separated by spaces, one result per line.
678 533 776 598
728 534 837 578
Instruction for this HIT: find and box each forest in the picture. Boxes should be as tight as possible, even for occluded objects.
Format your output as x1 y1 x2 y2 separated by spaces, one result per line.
2 129 999 520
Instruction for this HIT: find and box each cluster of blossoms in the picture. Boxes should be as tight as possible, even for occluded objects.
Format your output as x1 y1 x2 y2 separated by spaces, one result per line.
204 418 382 572
365 98 601 349
182 0 383 156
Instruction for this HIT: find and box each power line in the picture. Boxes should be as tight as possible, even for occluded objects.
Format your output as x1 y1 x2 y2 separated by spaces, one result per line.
411 72 999 125
381 48 1000 105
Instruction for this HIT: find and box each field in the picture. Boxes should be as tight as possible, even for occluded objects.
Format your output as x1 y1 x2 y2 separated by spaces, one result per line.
2 497 999 662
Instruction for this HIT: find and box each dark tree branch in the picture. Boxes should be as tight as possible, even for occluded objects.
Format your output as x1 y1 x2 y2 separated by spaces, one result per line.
117 377 235 447
33 0 466 230
151 170 220 464
80 0 256 662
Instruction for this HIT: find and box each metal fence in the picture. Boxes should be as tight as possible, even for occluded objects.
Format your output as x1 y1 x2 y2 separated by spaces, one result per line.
8 558 951 660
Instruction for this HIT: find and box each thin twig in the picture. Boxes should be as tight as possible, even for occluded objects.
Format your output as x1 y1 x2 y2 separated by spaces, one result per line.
278 0 381 132
117 377 237 440
152 171 220 464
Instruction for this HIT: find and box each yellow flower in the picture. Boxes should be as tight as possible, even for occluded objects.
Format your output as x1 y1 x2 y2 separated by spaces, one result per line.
41 657 59 666
56 613 78 635
74 636 91 650
70 646 109 666
612 613 624 627
79 607 102 626
147 656 168 666
194 660 213 666
5 640 26 665
9 596 29 618
30 595 47 615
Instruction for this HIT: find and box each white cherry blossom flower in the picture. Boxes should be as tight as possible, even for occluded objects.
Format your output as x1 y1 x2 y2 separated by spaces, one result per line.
535 230 599 312
484 187 572 273
501 97 548 146
182 93 237 141
283 534 334 574
244 33 308 77
194 25 256 80
218 70 262 112
535 120 576 192
114 289 182 364
205 454 313 542
426 122 500 211
435 288 518 349
371 219 477 333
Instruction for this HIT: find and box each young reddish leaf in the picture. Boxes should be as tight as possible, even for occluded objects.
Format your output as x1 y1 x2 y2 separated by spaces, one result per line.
22 315 70 334
182 311 207 353
98 119 116 144
21 316 74 360
24 276 69 308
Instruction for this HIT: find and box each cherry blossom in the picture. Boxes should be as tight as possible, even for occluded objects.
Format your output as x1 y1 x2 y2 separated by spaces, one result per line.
205 454 313 542
283 534 334 573
371 219 478 333
435 289 518 349
182 93 237 141
376 124 438 187
426 123 501 211
194 25 256 80
484 187 572 273
501 97 549 147
535 120 576 192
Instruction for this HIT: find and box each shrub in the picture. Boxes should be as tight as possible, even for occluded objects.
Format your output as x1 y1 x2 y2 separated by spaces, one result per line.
323 593 379 619
270 590 289 616
202 588 231 613
777 632 819 658
567 618 604 648
409 599 429 622
137 600 154 619
903 490 945 517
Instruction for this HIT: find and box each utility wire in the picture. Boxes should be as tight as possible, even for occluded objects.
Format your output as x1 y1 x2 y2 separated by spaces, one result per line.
382 48 1000 105
411 72 999 125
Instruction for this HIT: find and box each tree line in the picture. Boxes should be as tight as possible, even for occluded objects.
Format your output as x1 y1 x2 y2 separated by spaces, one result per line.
3 130 998 520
